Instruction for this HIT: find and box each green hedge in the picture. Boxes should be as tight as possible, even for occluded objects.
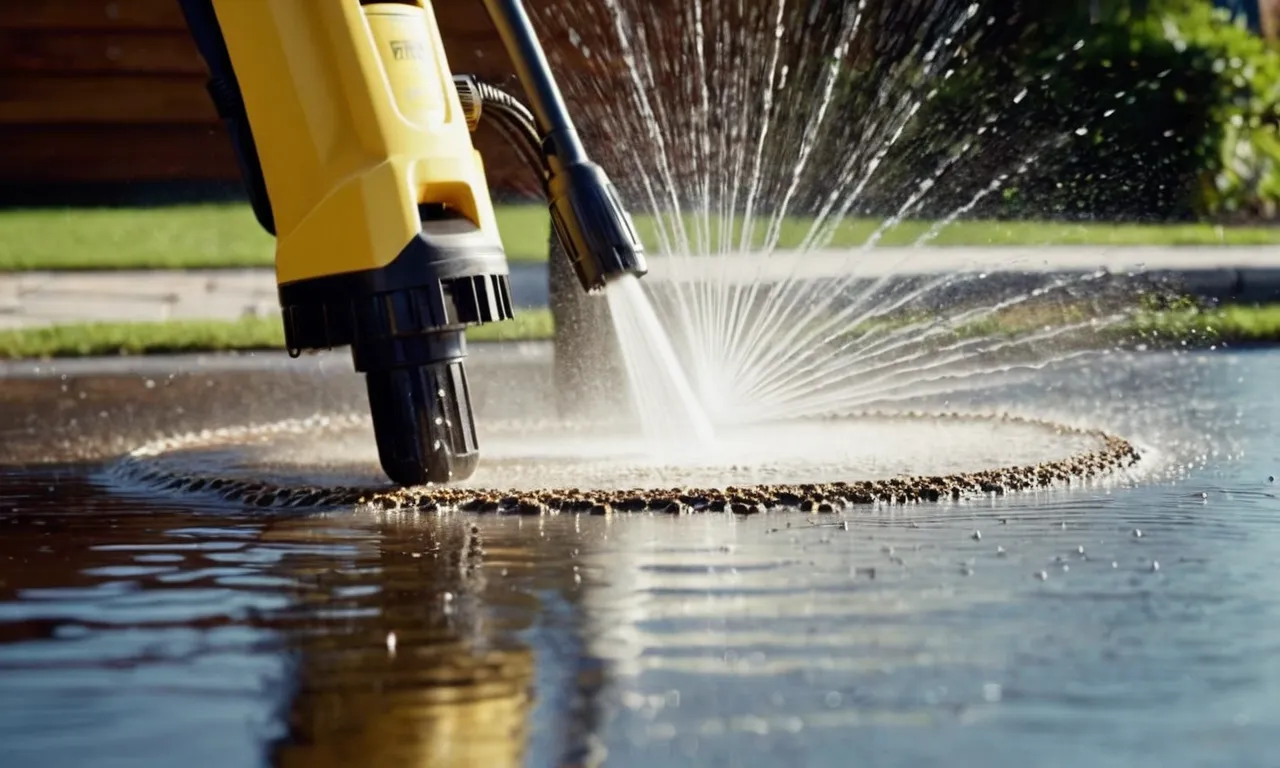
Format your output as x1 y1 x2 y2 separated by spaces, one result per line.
1022 0 1280 220
847 0 1280 222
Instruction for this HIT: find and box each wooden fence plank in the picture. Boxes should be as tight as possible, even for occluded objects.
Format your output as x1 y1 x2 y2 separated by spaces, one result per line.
0 31 206 75
0 124 238 182
0 122 547 188
0 0 630 192
0 0 188 31
0 0 591 38
1263 0 1280 40
435 0 506 36
0 75 216 125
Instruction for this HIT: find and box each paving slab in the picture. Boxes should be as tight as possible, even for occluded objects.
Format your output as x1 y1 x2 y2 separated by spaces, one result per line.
2 247 1280 329
16 298 171 324
644 246 1280 281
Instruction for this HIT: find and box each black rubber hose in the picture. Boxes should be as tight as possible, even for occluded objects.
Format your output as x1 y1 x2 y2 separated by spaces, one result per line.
490 115 547 184
472 81 537 130
480 0 591 174
471 80 548 184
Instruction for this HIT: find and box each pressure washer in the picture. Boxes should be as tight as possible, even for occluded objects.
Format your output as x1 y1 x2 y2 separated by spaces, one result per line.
177 0 647 486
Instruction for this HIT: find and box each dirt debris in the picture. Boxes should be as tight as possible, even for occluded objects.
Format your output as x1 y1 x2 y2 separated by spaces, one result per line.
107 411 1144 515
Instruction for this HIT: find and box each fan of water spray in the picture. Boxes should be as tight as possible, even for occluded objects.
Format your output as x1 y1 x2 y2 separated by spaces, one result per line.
533 0 1150 440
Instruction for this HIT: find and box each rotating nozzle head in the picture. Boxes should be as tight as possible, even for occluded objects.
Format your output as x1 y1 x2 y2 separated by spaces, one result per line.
547 161 648 293
365 355 480 487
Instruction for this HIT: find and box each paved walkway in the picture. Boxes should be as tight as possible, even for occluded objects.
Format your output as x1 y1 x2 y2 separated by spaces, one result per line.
3 247 1280 330
0 264 551 330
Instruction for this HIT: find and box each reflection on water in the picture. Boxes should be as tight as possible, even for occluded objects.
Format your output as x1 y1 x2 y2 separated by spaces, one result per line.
0 477 545 767
1 351 1279 767
270 513 536 768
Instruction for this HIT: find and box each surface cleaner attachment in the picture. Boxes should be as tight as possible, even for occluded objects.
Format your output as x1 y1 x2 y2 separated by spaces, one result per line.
179 0 643 488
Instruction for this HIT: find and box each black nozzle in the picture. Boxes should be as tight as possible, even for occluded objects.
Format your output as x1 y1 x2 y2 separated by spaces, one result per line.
479 0 648 291
363 343 480 487
353 324 483 487
548 162 648 292
279 214 513 487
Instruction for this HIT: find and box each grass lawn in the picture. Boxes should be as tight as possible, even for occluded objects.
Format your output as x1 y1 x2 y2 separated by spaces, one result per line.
1127 303 1280 344
647 215 1280 251
3 202 1280 271
0 309 554 359
2 303 1277 360
0 203 553 271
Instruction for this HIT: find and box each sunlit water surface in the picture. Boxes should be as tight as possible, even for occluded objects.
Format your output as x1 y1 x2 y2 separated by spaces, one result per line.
1 350 1278 767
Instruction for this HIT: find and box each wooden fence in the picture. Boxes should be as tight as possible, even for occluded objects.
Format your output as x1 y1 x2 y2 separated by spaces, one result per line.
0 0 597 195
5 1 1274 197
1263 0 1280 40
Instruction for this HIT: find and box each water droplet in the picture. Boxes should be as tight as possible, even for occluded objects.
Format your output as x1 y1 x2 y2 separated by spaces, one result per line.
1132 528 1143 538
971 530 981 541
1036 571 1048 581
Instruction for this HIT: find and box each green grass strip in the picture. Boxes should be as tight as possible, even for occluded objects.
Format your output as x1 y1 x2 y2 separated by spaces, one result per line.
632 215 1280 251
1128 303 1280 343
0 203 552 271
0 309 554 360
4 202 1280 272
2 304 1279 360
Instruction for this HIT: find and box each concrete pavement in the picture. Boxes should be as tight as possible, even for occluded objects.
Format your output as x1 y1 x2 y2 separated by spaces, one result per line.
3 246 1280 330
0 263 552 330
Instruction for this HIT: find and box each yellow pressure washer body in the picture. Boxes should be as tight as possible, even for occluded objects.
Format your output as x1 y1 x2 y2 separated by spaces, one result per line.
178 0 647 487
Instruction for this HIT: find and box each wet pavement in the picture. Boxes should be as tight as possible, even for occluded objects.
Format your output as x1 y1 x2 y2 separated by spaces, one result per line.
1 348 1279 767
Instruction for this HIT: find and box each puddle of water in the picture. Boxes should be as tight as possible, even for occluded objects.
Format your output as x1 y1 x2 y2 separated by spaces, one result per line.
1 350 1278 767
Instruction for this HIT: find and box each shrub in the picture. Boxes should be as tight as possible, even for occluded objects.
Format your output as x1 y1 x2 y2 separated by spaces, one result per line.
848 0 1280 222
1049 0 1280 220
